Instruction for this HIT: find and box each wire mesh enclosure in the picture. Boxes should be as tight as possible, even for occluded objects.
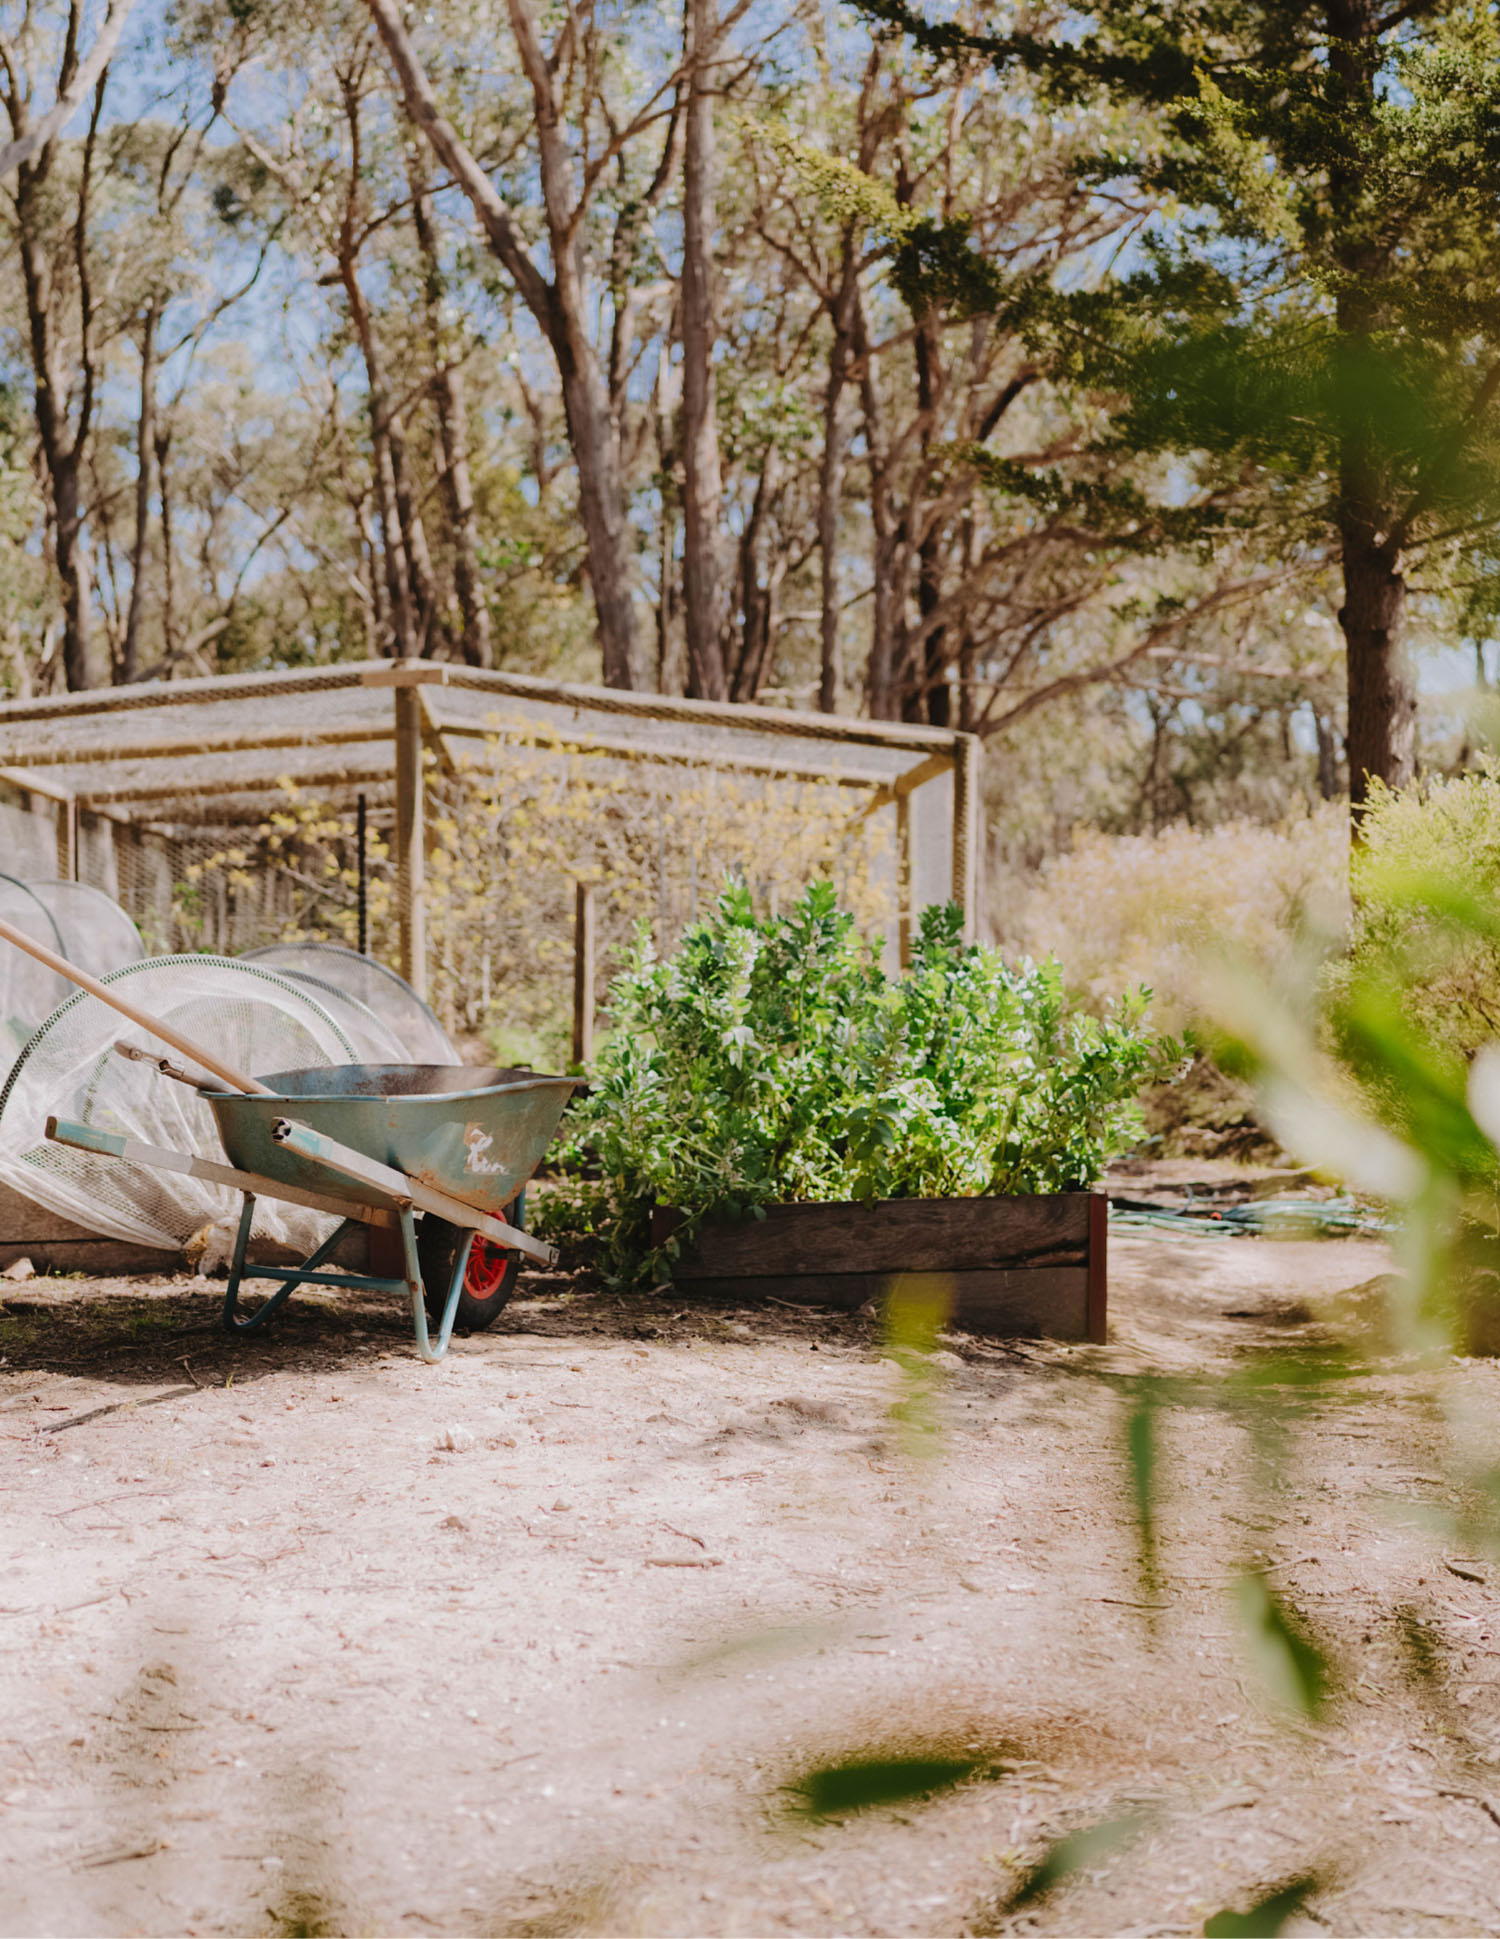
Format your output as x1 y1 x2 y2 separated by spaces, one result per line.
0 660 981 1065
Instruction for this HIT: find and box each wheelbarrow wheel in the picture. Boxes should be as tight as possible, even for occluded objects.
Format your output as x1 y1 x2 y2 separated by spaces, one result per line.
417 1216 522 1333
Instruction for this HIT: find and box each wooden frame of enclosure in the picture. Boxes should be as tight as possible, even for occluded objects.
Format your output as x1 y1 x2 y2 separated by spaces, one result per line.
0 659 982 994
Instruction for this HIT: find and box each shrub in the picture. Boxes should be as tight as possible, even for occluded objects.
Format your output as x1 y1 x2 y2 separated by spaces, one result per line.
1009 808 1349 1034
1336 769 1500 1066
536 882 1178 1287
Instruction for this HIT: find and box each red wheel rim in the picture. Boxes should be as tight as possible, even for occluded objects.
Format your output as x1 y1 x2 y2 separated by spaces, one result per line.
464 1235 512 1301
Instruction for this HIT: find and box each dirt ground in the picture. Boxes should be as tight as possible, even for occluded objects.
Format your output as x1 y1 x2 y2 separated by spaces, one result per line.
4 1211 1500 1938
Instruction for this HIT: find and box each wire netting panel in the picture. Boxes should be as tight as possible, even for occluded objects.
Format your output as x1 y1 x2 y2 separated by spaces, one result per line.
0 957 358 1250
245 944 456 1062
0 669 929 1076
425 742 899 1062
74 740 897 1066
0 794 58 876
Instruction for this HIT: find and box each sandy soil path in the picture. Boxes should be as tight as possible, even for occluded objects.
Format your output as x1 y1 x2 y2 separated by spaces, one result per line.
4 1227 1500 1937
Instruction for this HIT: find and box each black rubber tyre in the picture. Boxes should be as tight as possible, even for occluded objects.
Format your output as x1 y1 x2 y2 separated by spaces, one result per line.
417 1214 522 1332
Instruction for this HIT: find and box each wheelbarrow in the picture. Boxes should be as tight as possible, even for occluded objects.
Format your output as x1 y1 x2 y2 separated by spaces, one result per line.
46 1063 577 1362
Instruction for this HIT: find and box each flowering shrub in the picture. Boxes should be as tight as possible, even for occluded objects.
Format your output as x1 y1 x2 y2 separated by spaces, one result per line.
1333 770 1500 1067
1010 808 1349 1032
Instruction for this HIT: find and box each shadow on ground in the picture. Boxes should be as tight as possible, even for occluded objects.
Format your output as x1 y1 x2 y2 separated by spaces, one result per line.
0 1219 1400 1398
0 1268 899 1388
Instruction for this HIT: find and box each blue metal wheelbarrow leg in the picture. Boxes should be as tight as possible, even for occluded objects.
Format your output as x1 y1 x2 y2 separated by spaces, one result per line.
222 1194 475 1363
403 1208 474 1362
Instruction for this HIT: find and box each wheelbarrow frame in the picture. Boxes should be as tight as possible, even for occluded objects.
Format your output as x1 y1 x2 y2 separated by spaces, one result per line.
45 1111 560 1363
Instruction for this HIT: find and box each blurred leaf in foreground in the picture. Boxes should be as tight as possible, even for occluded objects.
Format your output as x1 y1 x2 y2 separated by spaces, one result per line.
1203 1871 1322 1936
884 1273 954 1451
671 1620 829 1680
782 1743 1003 1820
1234 1571 1333 1718
994 1812 1145 1914
1125 1378 1162 1612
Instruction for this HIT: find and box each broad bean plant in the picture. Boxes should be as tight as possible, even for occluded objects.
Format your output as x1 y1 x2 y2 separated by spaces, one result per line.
537 883 1178 1287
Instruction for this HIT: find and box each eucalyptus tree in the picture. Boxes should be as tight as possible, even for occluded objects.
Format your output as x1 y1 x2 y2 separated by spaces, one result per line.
364 0 784 695
0 0 117 687
217 0 444 659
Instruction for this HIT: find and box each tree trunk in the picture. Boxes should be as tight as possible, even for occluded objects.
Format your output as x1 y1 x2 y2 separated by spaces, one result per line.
371 428 414 655
385 399 437 653
818 236 858 714
1339 528 1413 803
15 171 99 690
339 247 416 655
410 148 492 668
731 448 779 701
155 424 177 665
52 455 94 691
679 0 726 699
121 294 158 683
508 0 640 689
365 0 641 687
1327 0 1416 813
911 315 948 726
957 512 977 732
1314 712 1341 801
338 81 433 659
653 342 685 694
432 361 491 667
855 289 898 720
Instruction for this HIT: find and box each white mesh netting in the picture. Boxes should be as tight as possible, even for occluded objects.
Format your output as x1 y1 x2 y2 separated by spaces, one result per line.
0 957 358 1254
23 880 145 982
244 943 456 1062
241 968 410 1066
0 878 70 1060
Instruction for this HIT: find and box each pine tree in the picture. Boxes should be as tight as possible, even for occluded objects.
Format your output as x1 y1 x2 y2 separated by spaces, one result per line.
866 0 1500 812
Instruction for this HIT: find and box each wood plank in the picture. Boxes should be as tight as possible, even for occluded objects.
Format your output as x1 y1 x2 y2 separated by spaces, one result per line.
573 882 596 1066
0 1180 179 1274
951 1267 1090 1340
1087 1190 1108 1343
273 1119 559 1267
674 1266 1091 1340
0 1178 378 1278
46 1117 394 1228
657 1192 1092 1278
0 1236 180 1274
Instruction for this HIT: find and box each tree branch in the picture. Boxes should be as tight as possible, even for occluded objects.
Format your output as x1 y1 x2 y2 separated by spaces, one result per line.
0 0 131 180
359 0 557 332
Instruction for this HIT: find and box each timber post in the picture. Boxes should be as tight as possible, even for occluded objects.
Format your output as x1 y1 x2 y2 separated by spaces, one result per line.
394 684 426 997
896 793 912 970
55 795 78 881
572 881 596 1066
951 731 981 943
356 791 369 957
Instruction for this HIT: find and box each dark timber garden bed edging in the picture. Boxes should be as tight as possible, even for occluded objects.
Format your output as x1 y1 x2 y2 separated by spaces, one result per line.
650 1192 1107 1343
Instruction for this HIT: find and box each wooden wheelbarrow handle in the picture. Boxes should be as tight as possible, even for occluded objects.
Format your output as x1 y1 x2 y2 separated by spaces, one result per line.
0 913 271 1096
273 1117 559 1269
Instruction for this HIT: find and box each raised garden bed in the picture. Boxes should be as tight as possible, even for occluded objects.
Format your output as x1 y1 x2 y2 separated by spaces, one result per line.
651 1192 1107 1343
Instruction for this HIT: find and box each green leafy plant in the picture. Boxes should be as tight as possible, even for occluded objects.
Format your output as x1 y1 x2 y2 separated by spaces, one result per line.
1217 845 1500 1360
536 882 1177 1287
1330 769 1500 1066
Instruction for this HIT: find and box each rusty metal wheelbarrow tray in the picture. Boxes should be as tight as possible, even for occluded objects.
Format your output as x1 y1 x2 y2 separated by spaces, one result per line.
48 1064 575 1363
208 1064 573 1220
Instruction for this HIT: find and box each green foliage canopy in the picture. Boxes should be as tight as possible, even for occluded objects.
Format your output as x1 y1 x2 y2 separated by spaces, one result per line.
869 1 1500 560
858 0 1500 801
